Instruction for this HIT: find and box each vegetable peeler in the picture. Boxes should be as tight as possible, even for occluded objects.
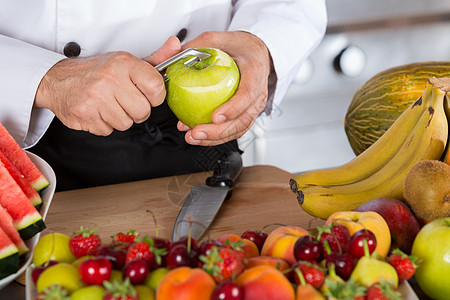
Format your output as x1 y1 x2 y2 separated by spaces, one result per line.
155 48 211 81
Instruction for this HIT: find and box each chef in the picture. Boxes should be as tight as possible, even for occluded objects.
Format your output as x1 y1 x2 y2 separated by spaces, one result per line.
0 1 327 191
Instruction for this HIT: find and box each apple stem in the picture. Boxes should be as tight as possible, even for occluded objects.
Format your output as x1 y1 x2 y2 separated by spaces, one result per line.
295 268 307 286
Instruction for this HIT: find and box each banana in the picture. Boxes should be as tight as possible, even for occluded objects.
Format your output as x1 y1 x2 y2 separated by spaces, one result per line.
290 86 431 193
297 77 449 219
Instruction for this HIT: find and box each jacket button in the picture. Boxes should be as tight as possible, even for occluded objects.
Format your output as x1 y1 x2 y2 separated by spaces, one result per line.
176 28 188 43
63 42 81 57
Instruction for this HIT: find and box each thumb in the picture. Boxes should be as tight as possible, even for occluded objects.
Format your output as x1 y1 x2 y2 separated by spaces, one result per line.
144 36 181 66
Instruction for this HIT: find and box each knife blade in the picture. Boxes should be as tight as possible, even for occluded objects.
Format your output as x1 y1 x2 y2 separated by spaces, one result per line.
171 151 243 242
155 48 211 82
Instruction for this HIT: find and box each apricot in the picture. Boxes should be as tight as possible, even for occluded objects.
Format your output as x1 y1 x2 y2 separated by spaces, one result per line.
217 234 259 259
244 256 290 272
260 226 308 265
156 267 216 300
236 265 295 300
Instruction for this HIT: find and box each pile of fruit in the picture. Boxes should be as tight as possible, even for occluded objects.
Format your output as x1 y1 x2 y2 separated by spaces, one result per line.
0 122 49 279
31 208 419 300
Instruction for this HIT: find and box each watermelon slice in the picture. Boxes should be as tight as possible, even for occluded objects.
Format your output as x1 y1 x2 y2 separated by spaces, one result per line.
0 205 28 255
0 226 19 280
0 150 42 206
0 160 45 240
0 122 49 191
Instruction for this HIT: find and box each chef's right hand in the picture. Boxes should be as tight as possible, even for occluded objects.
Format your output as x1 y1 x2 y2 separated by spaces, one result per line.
34 36 181 136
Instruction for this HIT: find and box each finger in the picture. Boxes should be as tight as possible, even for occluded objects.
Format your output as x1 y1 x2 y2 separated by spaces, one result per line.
144 36 182 66
184 122 251 146
98 96 135 131
114 82 152 124
212 71 267 125
129 59 166 107
177 121 191 132
186 112 255 145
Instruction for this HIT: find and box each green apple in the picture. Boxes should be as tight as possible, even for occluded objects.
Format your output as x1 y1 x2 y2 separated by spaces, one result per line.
411 217 450 299
145 267 170 291
165 48 240 128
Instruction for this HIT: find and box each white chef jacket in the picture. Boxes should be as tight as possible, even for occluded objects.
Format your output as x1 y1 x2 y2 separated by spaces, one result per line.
0 0 327 148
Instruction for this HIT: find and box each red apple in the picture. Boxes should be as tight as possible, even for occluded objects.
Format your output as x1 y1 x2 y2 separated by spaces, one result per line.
354 198 420 254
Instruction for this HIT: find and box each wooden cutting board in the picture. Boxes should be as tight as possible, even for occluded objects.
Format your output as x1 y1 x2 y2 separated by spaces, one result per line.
43 165 324 241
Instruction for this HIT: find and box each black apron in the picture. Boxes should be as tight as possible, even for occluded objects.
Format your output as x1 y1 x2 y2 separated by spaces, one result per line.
29 102 241 191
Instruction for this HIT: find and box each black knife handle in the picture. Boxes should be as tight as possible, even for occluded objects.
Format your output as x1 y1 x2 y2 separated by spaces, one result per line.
206 151 243 188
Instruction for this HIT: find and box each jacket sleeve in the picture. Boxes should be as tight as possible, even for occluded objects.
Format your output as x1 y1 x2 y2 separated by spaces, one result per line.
0 35 65 148
228 0 327 115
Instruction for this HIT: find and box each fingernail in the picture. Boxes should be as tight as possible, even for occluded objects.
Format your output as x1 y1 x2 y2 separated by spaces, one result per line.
194 132 207 140
215 114 226 124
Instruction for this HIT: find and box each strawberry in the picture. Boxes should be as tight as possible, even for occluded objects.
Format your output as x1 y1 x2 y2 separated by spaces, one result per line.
125 236 167 269
324 278 366 300
220 237 245 260
290 261 325 289
103 278 137 300
112 230 138 250
36 284 70 300
386 248 418 281
316 223 351 254
69 226 102 258
200 246 245 282
366 279 402 300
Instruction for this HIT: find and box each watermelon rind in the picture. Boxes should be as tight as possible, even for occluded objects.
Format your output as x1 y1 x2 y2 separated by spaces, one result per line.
32 177 50 192
0 244 19 280
18 219 46 241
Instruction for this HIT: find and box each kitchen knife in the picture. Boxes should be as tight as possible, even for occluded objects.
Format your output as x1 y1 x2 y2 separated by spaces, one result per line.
171 151 243 242
155 48 211 82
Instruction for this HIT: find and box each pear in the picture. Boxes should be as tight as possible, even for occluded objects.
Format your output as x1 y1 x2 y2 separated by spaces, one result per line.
350 239 398 287
320 263 344 295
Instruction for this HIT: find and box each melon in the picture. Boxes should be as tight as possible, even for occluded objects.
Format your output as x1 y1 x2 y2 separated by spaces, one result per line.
0 122 49 191
345 61 450 155
0 226 19 279
0 159 45 240
0 205 28 255
0 150 42 206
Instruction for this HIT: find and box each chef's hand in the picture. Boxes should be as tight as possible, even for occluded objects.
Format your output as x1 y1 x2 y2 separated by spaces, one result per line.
34 36 181 136
178 31 271 146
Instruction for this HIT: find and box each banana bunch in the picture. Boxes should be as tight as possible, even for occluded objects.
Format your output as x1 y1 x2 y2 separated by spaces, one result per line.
290 77 449 219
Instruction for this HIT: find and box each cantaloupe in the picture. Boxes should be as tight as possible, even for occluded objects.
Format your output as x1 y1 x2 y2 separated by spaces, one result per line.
345 61 450 155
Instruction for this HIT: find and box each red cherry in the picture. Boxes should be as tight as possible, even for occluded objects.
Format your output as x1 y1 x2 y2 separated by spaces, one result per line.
166 243 198 269
31 260 58 285
241 230 268 251
349 229 377 258
199 239 222 257
325 252 355 280
293 235 322 262
123 259 150 285
211 280 245 300
78 257 112 285
169 236 198 252
96 245 127 270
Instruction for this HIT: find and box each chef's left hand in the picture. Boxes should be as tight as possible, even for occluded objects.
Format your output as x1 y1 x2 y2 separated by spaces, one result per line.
178 31 272 146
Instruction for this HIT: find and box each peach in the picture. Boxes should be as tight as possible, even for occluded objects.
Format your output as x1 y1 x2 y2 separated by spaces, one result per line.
326 211 391 257
156 267 216 300
244 256 290 272
217 234 259 259
236 265 295 300
260 226 308 265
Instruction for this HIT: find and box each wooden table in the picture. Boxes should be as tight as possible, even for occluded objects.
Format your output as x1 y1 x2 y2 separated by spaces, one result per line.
43 165 323 241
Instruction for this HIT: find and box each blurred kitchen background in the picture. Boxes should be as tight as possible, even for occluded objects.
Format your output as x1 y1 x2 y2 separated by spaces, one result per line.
238 0 450 173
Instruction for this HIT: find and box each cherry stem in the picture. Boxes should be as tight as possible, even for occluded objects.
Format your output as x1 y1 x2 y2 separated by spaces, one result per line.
363 238 370 258
187 216 193 254
146 210 158 237
323 240 332 255
295 268 306 286
260 223 287 231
